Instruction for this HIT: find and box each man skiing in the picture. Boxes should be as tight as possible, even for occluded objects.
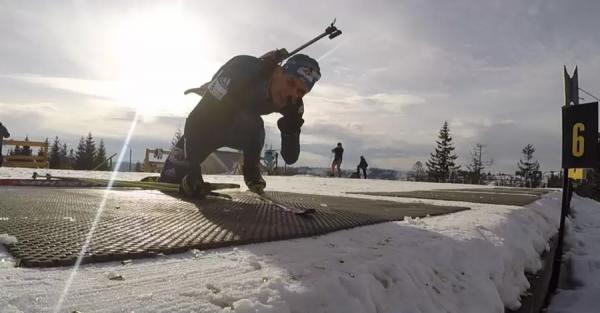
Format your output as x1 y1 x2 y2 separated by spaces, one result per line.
160 53 321 197
330 142 344 177
357 155 368 179
0 122 10 167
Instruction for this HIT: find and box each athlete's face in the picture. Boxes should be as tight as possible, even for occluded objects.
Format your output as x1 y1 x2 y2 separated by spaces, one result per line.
269 67 309 111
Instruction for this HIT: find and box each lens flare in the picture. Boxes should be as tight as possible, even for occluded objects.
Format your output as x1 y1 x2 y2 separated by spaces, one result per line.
53 112 140 313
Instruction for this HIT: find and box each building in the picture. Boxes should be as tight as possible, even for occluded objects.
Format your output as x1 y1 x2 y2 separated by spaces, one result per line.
143 147 242 174
2 139 49 169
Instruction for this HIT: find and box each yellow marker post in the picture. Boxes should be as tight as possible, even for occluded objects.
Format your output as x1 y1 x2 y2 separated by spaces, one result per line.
568 168 583 180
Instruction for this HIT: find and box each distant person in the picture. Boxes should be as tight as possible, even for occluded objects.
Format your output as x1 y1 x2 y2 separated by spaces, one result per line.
330 142 344 177
0 122 10 167
357 155 368 179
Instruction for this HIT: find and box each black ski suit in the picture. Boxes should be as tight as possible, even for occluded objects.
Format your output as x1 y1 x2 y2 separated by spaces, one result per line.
331 146 344 177
0 122 10 167
159 55 304 183
357 156 368 179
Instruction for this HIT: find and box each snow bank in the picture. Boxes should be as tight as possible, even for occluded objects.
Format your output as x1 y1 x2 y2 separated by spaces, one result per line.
0 233 17 245
208 194 561 313
0 234 17 269
548 194 600 313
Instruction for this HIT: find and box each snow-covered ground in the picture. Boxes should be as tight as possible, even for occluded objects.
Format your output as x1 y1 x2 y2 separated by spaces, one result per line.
0 168 563 313
547 195 600 313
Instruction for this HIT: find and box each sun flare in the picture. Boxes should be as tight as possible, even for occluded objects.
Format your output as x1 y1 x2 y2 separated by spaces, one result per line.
108 6 213 119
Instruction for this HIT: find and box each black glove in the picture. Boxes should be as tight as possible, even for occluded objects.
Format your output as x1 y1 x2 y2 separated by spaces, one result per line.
278 116 303 164
277 116 304 135
257 49 289 78
259 49 289 68
280 131 300 164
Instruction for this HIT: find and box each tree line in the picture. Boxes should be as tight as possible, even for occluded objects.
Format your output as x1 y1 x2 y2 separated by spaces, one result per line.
6 133 109 170
48 133 109 170
409 121 543 187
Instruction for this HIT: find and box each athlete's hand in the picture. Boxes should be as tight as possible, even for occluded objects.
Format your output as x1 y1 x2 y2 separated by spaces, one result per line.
259 49 289 69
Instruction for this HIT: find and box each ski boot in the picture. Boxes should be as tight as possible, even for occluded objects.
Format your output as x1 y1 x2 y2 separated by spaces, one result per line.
179 173 210 199
243 164 266 195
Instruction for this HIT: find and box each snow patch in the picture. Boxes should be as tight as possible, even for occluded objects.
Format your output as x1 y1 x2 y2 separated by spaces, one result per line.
0 233 18 245
548 195 600 312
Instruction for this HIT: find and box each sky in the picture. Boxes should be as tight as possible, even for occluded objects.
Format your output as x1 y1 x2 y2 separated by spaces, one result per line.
1 0 600 173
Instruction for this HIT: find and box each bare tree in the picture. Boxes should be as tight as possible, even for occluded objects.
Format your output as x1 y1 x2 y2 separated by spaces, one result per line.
466 143 493 184
412 161 426 181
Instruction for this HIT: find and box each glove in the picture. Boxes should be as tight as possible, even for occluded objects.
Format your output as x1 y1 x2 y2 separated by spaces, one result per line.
278 113 304 164
277 116 304 135
280 131 300 164
259 49 289 68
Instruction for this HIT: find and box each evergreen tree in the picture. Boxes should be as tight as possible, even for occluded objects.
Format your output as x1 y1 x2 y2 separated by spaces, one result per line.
134 161 143 172
68 148 76 169
517 144 541 187
94 139 108 171
60 143 69 169
75 137 85 169
49 137 62 169
75 134 97 170
84 133 96 168
39 138 49 157
21 136 32 156
412 161 426 181
426 121 460 182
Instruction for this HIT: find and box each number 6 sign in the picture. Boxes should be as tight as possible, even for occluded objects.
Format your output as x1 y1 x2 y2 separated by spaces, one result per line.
562 102 598 168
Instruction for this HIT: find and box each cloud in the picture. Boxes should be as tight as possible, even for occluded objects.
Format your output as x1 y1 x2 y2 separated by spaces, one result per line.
4 74 117 99
304 84 425 125
3 0 600 173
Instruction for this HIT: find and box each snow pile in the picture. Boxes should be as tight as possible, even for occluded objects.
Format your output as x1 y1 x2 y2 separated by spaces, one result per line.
0 233 17 269
0 233 18 245
548 194 600 313
0 168 563 312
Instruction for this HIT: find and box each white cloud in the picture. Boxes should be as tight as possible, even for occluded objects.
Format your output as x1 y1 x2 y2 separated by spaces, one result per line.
3 1 600 172
5 74 118 99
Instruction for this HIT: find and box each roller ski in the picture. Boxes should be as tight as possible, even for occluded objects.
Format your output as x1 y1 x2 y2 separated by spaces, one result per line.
179 174 233 200
244 167 315 215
